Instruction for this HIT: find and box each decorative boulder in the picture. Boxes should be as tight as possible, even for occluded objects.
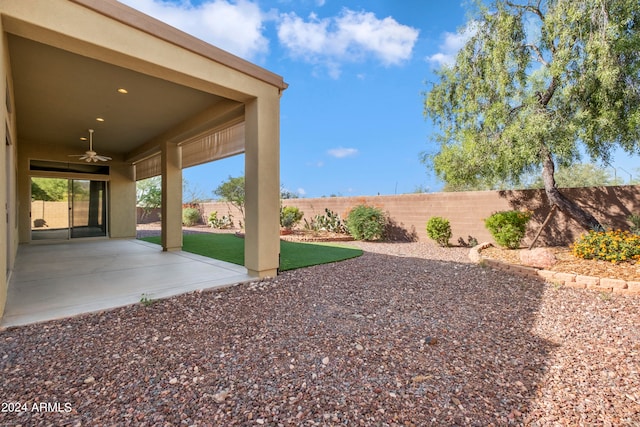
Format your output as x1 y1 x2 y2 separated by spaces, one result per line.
468 242 493 263
519 248 557 269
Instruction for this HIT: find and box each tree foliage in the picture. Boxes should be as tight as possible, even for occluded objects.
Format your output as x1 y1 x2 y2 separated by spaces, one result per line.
136 177 162 216
31 178 68 201
423 0 640 230
214 175 245 227
527 163 618 188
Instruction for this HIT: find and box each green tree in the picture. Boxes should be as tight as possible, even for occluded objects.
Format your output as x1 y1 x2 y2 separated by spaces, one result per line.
31 178 68 201
214 175 245 227
527 163 617 188
423 0 640 230
136 176 162 218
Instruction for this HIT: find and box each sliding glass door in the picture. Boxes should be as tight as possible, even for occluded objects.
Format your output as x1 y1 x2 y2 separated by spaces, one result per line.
31 178 107 241
70 180 107 238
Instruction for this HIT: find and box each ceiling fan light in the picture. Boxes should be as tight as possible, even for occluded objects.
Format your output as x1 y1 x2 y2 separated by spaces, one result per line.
70 129 110 162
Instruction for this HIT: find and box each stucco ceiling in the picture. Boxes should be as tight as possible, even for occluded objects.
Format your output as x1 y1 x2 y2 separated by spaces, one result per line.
8 34 227 160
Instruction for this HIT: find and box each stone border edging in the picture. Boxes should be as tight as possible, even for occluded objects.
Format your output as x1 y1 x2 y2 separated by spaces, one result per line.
279 235 355 243
469 242 640 296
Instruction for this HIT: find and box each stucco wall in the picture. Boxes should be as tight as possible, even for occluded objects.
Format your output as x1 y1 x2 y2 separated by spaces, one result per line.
196 185 640 246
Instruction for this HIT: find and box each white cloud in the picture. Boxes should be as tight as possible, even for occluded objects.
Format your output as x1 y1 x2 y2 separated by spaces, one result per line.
118 0 269 60
277 8 419 77
296 188 307 196
426 21 478 67
328 147 358 158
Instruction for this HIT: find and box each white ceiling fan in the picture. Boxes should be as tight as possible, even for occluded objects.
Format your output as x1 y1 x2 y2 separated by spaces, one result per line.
69 129 112 162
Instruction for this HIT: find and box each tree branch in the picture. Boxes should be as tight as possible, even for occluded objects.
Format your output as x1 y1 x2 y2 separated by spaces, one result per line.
525 43 549 67
539 76 558 107
505 0 544 20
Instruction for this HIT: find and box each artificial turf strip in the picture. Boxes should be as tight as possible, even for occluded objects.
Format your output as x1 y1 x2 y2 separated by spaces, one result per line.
140 233 363 271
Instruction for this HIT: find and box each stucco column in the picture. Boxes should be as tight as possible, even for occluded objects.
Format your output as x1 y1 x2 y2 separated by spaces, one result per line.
161 141 182 251
109 163 137 238
244 92 280 278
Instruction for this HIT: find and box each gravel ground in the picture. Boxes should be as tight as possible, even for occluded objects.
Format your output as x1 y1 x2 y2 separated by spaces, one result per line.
1 239 640 426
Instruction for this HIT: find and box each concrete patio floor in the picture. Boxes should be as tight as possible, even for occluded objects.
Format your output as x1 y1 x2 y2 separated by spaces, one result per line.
1 239 252 328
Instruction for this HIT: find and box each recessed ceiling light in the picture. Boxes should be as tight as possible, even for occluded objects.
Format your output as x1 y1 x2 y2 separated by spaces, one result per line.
96 117 105 122
80 137 87 141
117 88 128 94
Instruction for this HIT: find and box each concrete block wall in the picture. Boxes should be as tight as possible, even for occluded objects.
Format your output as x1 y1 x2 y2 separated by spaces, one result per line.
192 185 640 246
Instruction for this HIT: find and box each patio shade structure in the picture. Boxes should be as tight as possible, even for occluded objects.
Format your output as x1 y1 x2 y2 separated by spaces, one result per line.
0 0 288 318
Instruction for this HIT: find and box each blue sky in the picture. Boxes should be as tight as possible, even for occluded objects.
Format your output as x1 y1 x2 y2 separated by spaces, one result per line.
119 0 639 199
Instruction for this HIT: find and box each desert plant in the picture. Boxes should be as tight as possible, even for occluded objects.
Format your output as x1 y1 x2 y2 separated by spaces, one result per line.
280 206 304 230
304 208 348 234
426 216 452 247
484 210 531 249
465 235 479 247
571 230 640 263
208 211 234 229
346 205 386 241
182 207 201 226
629 213 640 235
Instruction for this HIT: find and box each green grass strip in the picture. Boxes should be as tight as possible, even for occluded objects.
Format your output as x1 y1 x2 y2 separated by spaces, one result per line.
140 233 362 271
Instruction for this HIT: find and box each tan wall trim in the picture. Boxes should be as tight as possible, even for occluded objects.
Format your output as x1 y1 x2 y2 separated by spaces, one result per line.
68 0 288 91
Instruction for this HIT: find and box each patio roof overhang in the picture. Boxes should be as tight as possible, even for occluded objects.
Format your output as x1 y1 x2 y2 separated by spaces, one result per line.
2 0 288 165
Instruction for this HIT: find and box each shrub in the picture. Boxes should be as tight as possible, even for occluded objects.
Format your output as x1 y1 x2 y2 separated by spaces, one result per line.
426 216 452 247
304 208 348 234
346 205 386 241
629 213 640 235
280 206 304 230
571 230 640 263
484 210 531 249
182 207 201 226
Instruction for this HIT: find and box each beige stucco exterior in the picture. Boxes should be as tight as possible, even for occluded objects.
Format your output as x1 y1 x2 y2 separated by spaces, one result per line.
0 0 287 318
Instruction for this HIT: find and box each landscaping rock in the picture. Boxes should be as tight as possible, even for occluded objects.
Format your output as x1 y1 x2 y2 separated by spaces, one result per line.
469 241 493 263
519 247 557 269
2 240 639 426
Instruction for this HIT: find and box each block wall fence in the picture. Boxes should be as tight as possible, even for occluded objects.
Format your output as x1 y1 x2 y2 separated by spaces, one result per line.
139 185 640 246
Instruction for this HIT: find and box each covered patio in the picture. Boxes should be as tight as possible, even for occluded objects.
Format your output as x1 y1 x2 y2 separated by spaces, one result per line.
1 238 251 327
0 0 287 321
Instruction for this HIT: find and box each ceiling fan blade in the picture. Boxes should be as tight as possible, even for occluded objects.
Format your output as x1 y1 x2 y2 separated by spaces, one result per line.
69 129 111 162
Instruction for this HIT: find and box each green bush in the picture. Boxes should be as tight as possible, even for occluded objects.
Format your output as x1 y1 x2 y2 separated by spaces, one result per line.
484 210 531 249
346 205 386 241
182 207 201 226
572 230 640 263
426 216 452 247
280 206 304 230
